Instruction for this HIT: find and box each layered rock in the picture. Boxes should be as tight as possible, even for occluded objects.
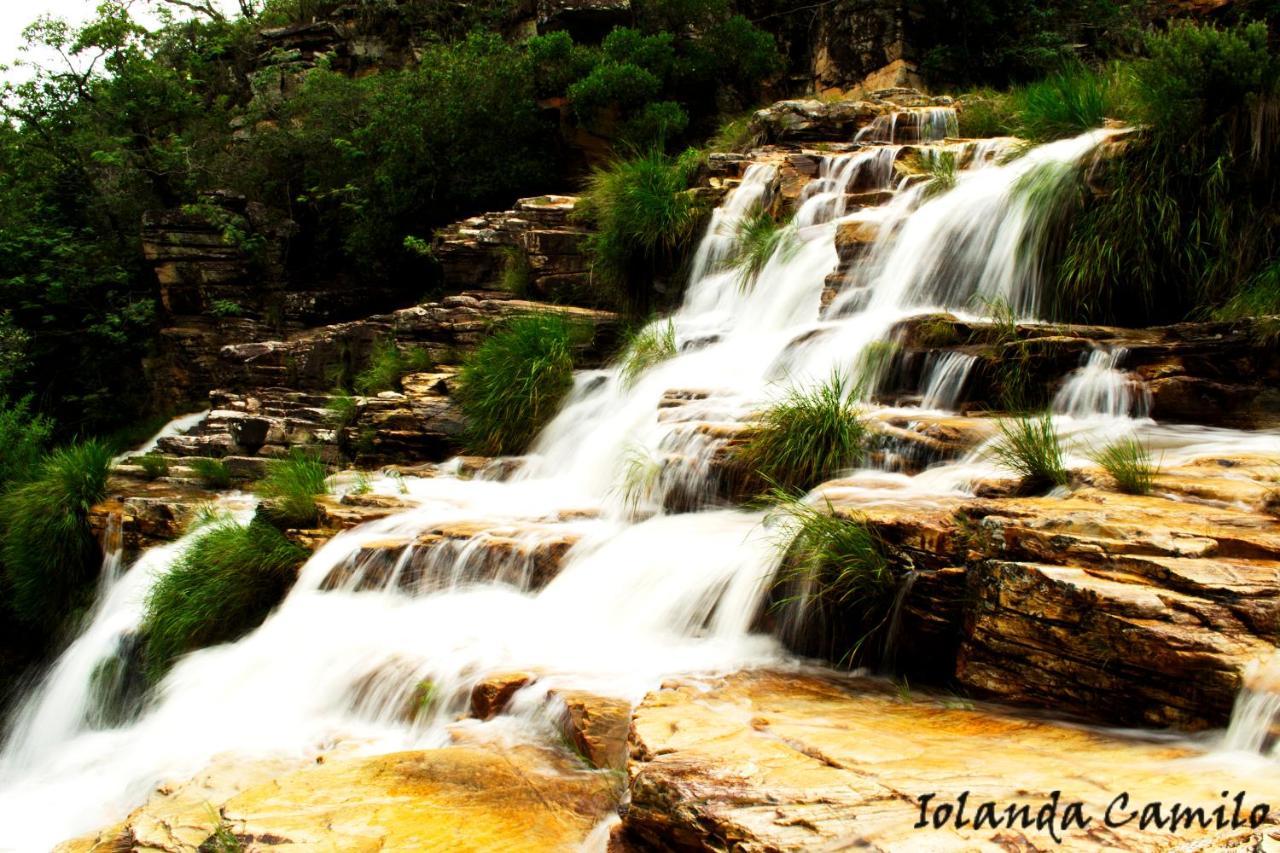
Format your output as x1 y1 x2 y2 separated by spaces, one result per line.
622 669 1280 851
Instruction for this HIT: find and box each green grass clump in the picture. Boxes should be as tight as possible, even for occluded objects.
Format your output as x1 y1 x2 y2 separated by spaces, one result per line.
355 337 431 395
141 519 307 681
921 150 958 198
326 392 360 430
728 209 795 286
710 111 759 152
618 319 678 386
138 455 170 480
1091 437 1159 495
735 373 868 493
498 245 533 297
577 148 706 312
991 413 1069 491
958 92 1015 138
1010 62 1117 142
191 458 233 489
256 450 329 527
456 314 584 455
768 495 894 666
1 440 112 632
1214 261 1280 320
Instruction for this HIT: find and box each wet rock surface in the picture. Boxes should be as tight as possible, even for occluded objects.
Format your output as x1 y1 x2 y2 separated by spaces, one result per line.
622 669 1280 851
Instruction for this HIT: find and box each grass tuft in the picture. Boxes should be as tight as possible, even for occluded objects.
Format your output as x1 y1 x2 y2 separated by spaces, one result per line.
326 391 360 431
734 372 868 493
767 494 895 666
355 337 431 395
141 519 307 681
727 208 795 286
191 458 233 490
991 412 1069 490
1011 62 1117 142
256 450 329 528
455 313 584 455
1 440 113 633
138 454 170 480
577 148 706 312
1090 436 1159 495
498 245 533 297
618 319 678 386
921 149 958 198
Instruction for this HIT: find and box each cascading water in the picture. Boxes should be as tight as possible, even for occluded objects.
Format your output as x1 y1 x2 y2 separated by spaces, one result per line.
1052 348 1150 420
4 116 1278 850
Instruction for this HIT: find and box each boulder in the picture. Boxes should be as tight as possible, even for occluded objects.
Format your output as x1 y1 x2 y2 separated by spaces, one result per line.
622 670 1280 851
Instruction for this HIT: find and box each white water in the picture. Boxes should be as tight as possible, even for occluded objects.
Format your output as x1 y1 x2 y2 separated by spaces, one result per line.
3 120 1279 849
1053 348 1150 420
110 409 209 464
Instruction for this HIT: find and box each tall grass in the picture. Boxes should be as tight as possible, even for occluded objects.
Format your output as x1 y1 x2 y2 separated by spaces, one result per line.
326 391 360 430
577 148 706 312
958 91 1015 138
141 519 307 681
1011 62 1118 142
455 314 583 455
138 454 170 480
1 440 113 632
191 458 232 489
256 450 329 527
354 337 431 395
767 495 894 666
735 372 868 493
728 209 795 286
498 245 532 297
921 149 958 198
1091 437 1158 495
0 396 52 490
618 318 678 386
991 413 1069 491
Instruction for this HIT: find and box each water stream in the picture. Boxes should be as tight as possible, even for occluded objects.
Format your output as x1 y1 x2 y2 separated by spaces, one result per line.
2 119 1278 849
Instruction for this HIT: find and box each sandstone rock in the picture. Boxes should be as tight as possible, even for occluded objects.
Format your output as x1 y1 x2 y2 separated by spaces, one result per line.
750 99 888 143
470 671 537 719
218 745 618 850
551 689 631 771
623 670 1280 851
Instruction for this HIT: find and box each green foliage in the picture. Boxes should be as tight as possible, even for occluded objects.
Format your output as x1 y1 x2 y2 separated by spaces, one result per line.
256 450 329 527
1036 23 1280 324
735 373 868 494
728 209 795 285
710 111 759 152
0 396 53 491
619 319 678 386
1215 261 1280 319
355 338 418 395
1011 62 1117 141
991 413 1069 490
578 148 706 311
138 455 170 480
455 314 583 455
1090 437 1158 494
141 518 307 681
191 458 233 489
921 150 958 197
1 440 112 634
326 392 360 434
767 495 895 666
498 246 533 297
958 92 1016 137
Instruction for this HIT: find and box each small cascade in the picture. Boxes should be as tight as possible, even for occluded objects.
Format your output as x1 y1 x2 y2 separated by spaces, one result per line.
110 409 209 464
685 163 777 285
1052 348 1151 419
794 147 900 227
855 107 958 144
879 570 919 673
919 352 978 411
1223 655 1280 755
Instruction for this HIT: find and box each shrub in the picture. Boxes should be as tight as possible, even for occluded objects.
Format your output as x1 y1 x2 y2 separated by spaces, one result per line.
991 412 1069 490
568 62 663 126
619 319 678 386
138 454 170 480
1011 62 1117 141
455 314 583 455
734 373 868 493
1 440 112 632
257 450 329 528
527 31 599 99
767 495 894 666
620 100 690 148
1091 436 1158 494
141 519 307 680
0 396 53 491
191 458 232 489
578 148 706 311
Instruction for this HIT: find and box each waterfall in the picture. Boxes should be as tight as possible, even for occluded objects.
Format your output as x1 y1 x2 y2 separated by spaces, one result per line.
110 409 209 465
4 124 1230 851
855 107 958 144
1052 348 1151 420
920 352 977 411
1222 654 1280 756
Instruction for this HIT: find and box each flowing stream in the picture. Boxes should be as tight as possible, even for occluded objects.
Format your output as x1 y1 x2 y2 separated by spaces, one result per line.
2 117 1279 850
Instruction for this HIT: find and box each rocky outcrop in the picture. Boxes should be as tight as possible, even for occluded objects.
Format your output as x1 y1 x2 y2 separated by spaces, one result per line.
621 670 1280 851
432 196 604 307
60 742 620 852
